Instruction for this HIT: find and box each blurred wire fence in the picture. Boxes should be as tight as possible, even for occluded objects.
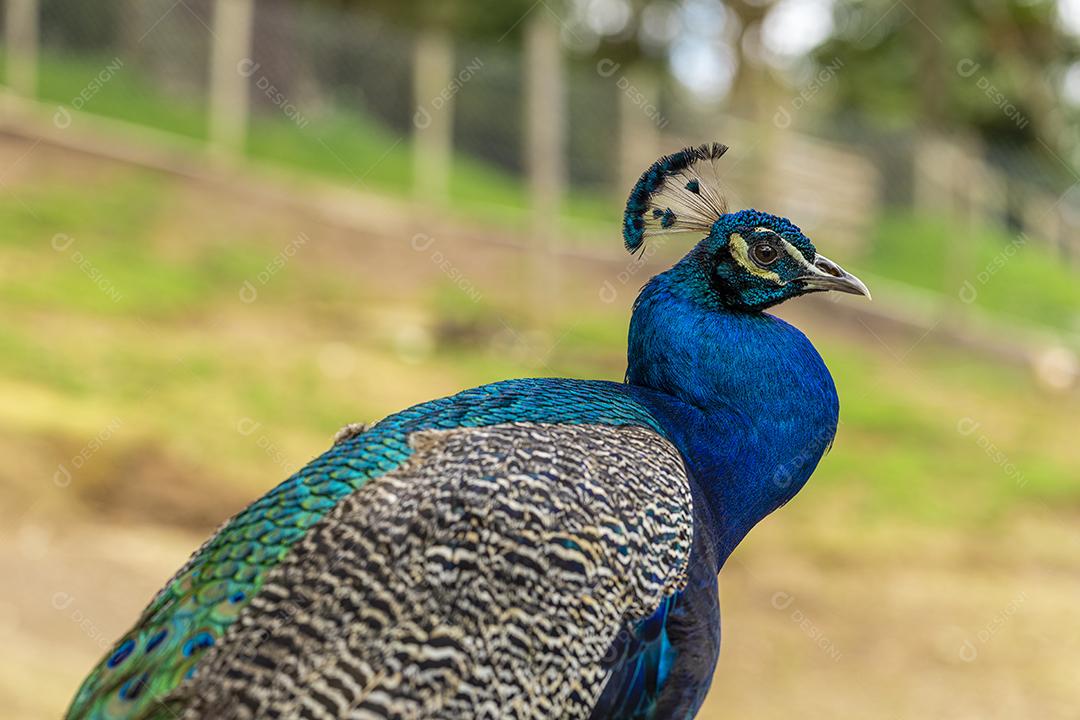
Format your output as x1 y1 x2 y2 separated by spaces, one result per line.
3 0 1079 264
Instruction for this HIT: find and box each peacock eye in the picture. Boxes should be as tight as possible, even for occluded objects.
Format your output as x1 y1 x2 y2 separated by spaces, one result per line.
750 242 779 267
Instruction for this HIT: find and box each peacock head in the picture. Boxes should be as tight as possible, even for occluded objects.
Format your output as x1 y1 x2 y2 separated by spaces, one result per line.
624 144 870 313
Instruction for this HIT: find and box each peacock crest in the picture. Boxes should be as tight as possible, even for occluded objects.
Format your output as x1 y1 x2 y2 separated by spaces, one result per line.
623 143 731 253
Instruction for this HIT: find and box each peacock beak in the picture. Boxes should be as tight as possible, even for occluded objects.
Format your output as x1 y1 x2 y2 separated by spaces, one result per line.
797 254 871 299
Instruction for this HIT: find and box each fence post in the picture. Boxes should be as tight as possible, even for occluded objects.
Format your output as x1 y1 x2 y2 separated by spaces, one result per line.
616 65 660 200
524 11 564 321
912 134 945 216
412 28 454 203
209 0 255 154
948 149 974 320
5 0 40 97
1058 189 1080 264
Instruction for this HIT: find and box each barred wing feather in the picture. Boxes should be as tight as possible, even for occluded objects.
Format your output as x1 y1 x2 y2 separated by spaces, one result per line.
160 422 693 719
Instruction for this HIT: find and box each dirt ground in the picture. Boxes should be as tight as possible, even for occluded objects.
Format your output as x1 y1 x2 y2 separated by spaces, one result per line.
5 509 1078 720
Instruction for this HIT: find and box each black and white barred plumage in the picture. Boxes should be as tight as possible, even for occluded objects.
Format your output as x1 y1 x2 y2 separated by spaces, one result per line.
165 423 693 719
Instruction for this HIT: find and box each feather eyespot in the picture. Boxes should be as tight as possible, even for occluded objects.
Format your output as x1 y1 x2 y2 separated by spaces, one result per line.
146 629 168 652
182 631 215 657
107 638 136 668
119 672 149 701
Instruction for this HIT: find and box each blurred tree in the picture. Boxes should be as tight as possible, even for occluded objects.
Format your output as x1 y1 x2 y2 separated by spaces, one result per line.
40 0 123 50
813 0 1075 153
302 0 545 41
725 1 776 120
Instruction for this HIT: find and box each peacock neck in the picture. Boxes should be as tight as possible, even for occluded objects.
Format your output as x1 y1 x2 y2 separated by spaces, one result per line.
625 277 839 568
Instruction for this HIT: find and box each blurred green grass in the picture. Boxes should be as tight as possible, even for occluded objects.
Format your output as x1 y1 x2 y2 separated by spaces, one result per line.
33 52 1080 336
35 51 614 230
1 161 1077 534
862 213 1080 334
38 52 209 140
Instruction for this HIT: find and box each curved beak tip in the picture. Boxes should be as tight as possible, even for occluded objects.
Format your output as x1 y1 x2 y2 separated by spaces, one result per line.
848 275 872 301
801 254 872 301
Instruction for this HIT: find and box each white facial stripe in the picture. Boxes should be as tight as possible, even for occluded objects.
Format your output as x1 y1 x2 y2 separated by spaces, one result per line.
729 233 820 285
778 238 816 273
728 233 782 283
752 228 814 267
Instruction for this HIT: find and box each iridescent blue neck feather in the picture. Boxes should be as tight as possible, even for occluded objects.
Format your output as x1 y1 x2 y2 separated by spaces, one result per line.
625 264 838 566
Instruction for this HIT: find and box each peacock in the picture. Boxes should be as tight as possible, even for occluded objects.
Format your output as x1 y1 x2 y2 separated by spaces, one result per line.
65 143 870 719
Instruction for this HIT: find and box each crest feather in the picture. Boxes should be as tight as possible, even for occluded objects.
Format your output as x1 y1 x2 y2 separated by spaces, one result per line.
622 143 730 252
